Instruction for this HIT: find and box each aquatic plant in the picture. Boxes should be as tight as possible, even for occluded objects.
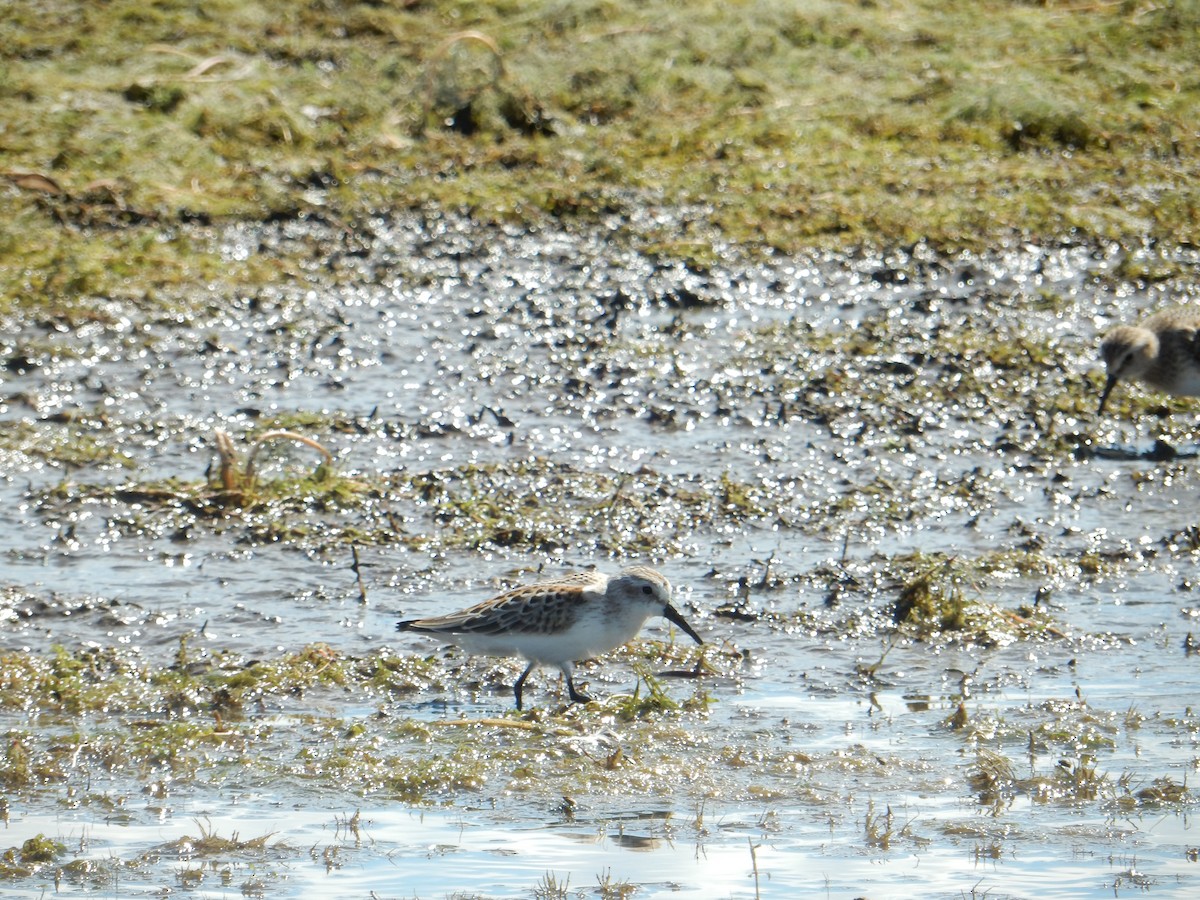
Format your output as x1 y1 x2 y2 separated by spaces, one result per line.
0 835 66 877
165 818 282 857
891 555 967 633
210 427 334 502
532 870 572 900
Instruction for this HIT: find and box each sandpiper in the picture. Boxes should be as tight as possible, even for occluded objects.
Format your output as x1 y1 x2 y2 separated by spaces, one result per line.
1098 306 1200 415
396 566 703 710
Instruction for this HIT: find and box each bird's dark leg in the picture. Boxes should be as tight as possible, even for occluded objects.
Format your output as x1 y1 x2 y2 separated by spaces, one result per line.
566 678 595 704
513 661 536 711
562 663 594 705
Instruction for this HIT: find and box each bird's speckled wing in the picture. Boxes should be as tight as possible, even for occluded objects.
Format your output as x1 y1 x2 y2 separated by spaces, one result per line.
1153 318 1200 385
1146 310 1200 360
398 573 603 636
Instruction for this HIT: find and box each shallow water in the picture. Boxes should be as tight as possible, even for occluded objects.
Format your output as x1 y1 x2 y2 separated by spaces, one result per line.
2 219 1199 897
4 796 1192 899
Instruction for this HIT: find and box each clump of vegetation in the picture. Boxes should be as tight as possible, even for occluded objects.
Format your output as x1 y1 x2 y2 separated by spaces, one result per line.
532 870 572 900
884 552 1068 643
0 835 66 877
969 748 1016 807
162 819 282 857
596 869 638 900
892 555 968 632
208 427 336 506
0 420 138 469
30 449 776 555
393 458 768 555
0 640 718 804
862 798 923 851
418 30 553 139
32 425 371 548
1132 777 1188 805
606 668 684 722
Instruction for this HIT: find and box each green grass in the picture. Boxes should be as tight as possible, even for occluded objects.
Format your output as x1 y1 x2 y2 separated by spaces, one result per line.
2 0 1198 312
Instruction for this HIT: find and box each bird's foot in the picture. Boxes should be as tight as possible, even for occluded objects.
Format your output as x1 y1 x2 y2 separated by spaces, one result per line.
566 680 595 705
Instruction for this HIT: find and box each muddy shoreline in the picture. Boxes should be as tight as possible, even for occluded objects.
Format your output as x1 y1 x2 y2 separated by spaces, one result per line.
1 218 1199 897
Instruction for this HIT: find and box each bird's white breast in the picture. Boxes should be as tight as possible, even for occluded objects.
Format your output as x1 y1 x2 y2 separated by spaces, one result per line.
445 606 652 665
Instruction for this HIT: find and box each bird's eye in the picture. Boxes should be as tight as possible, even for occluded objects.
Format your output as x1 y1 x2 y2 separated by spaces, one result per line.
641 585 654 596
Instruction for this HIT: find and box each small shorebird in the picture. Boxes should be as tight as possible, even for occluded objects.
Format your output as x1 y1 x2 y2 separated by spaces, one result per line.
1098 307 1200 415
396 566 703 710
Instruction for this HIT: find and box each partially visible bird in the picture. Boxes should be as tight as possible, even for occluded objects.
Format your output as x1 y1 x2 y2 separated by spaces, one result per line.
396 566 703 710
1098 307 1200 415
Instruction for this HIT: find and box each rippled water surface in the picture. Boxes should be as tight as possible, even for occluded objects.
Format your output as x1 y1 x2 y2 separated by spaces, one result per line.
1 218 1199 897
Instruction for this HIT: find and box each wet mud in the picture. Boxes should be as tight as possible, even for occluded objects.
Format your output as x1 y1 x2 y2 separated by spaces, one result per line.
2 217 1199 897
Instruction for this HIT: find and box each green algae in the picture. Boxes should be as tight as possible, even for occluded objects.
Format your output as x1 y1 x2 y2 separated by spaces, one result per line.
0 420 138 470
31 453 778 556
0 835 66 878
0 639 718 803
878 551 1070 645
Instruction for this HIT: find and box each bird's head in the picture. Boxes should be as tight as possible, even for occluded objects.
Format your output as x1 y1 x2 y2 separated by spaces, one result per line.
1098 325 1158 415
614 566 703 644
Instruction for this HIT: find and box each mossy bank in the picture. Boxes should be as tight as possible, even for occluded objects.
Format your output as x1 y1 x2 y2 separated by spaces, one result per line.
3 0 1199 314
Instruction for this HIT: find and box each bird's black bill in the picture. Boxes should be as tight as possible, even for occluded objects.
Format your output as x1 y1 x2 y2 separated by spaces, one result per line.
663 603 703 644
1097 374 1118 416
